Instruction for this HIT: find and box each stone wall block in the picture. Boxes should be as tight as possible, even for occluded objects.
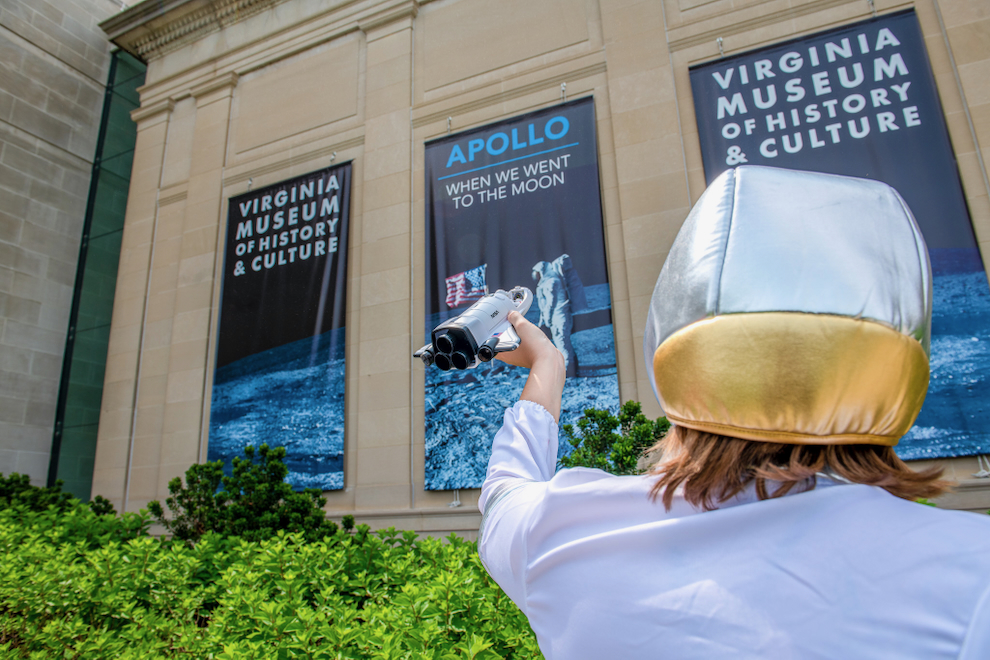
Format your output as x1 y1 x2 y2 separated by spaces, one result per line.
130 428 164 470
0 11 60 60
29 351 60 380
90 464 125 504
0 344 31 375
44 257 77 288
167 339 206 373
105 322 141 357
3 142 61 183
359 334 411 376
357 407 409 449
956 59 990 109
176 252 215 289
0 63 49 110
160 400 201 435
136 374 167 407
146 291 177 323
360 266 410 307
13 450 48 483
626 253 666 303
0 396 27 425
165 368 204 404
124 464 159 502
355 446 410 485
174 282 212 314
360 233 409 275
142 317 174 352
364 139 410 181
177 225 217 260
4 319 64 355
358 370 410 413
158 430 198 467
139 346 170 378
11 100 73 154
147 261 179 298
355 300 409 342
134 403 165 439
170 308 210 344
363 172 410 212
362 201 409 242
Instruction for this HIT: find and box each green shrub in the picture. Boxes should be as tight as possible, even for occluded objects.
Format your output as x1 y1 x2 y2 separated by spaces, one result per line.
0 473 150 550
559 401 669 475
0 508 542 659
149 444 339 545
0 472 75 512
0 472 116 516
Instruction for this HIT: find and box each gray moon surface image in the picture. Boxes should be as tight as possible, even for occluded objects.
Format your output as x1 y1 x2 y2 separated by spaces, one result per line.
209 327 346 490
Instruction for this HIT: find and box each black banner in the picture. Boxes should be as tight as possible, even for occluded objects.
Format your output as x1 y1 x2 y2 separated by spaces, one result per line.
690 10 990 459
424 97 620 489
209 163 352 490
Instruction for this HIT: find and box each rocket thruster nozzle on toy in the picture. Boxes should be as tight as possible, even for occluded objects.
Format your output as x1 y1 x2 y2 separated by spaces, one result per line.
414 287 533 371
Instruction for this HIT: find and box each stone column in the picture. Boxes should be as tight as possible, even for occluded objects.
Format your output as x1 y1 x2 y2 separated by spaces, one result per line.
92 99 173 511
601 0 692 418
923 0 990 266
354 5 417 510
151 75 238 508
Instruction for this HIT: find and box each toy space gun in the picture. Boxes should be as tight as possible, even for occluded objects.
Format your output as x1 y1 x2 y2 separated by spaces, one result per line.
414 286 533 371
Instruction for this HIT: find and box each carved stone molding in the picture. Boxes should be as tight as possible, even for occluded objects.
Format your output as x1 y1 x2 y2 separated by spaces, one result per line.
411 61 607 129
158 189 189 207
358 0 419 36
667 0 860 53
130 98 176 123
223 135 365 186
191 72 240 99
102 0 293 60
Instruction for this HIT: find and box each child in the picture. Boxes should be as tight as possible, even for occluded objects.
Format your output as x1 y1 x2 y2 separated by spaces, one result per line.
479 166 990 659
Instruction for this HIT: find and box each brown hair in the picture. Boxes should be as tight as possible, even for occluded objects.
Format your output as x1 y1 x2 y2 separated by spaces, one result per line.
647 425 949 512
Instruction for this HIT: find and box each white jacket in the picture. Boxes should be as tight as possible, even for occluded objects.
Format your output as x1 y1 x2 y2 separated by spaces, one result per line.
479 401 990 659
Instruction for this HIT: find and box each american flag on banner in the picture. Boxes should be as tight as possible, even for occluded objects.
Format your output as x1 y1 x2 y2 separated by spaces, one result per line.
445 264 487 308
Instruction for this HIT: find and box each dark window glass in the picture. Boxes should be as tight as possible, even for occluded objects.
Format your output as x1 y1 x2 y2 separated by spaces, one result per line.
49 51 146 501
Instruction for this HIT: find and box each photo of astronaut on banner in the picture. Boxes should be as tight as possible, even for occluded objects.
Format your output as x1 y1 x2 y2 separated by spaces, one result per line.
423 98 619 490
532 254 585 378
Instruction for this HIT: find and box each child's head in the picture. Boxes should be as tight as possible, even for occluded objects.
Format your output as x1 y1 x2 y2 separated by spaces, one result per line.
644 166 944 507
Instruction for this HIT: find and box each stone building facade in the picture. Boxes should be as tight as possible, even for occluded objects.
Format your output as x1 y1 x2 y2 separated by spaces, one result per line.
99 0 990 535
0 0 123 485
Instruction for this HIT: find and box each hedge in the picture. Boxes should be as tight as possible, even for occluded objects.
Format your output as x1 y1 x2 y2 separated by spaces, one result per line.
0 504 542 659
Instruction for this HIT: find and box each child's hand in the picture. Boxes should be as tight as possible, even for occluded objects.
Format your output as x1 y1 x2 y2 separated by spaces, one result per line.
495 311 564 371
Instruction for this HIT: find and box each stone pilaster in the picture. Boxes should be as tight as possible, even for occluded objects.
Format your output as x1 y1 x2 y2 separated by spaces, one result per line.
92 100 173 510
354 6 416 510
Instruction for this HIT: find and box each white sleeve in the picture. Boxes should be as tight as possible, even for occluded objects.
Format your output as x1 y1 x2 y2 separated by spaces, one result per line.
477 400 558 611
480 400 559 506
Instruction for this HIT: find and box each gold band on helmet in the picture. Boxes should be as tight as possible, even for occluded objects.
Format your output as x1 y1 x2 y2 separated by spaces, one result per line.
653 312 930 446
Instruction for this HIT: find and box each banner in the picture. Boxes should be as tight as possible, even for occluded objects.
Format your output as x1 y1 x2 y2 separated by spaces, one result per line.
690 10 990 459
209 163 352 489
424 97 619 489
